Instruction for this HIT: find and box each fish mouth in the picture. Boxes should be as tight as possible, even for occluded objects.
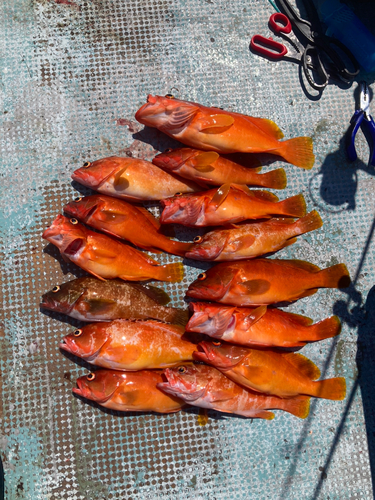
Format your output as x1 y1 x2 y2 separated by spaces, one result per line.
193 344 210 363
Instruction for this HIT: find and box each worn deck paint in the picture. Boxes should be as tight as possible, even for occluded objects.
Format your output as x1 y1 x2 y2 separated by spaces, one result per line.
1 0 375 498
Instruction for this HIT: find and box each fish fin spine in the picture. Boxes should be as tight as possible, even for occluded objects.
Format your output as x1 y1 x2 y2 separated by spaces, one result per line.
278 136 315 169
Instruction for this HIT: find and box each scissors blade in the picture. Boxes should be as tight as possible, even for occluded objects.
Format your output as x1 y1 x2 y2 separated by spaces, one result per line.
360 82 370 115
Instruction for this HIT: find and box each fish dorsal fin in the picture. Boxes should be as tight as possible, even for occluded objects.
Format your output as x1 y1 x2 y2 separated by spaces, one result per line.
241 279 270 295
243 305 268 327
245 117 284 140
198 114 235 134
283 259 321 273
166 104 200 129
191 151 219 172
285 311 314 326
210 184 232 210
135 207 161 230
282 353 321 380
86 298 118 314
113 167 129 190
129 283 171 305
248 190 279 203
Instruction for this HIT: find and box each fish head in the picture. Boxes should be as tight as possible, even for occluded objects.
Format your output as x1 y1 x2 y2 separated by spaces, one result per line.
152 148 196 172
185 231 226 261
158 363 210 402
160 192 206 225
42 215 87 254
186 264 237 301
63 195 103 221
73 370 123 403
71 157 125 189
40 278 86 314
193 340 249 368
186 302 235 337
60 323 110 360
135 95 199 131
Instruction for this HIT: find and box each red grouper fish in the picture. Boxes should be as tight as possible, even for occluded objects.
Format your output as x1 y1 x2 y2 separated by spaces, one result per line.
40 277 188 325
42 215 184 282
186 210 323 261
152 147 287 189
186 258 351 305
73 369 185 413
60 319 197 370
135 95 315 169
157 363 311 419
71 156 201 201
63 194 192 257
186 302 341 348
194 341 346 400
160 184 306 226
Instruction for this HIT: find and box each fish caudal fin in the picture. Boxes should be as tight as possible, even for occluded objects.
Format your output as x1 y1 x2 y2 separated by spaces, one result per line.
294 210 323 236
318 263 351 289
278 194 306 217
158 262 185 282
279 396 311 419
307 316 342 342
278 136 315 169
258 168 287 189
312 377 346 401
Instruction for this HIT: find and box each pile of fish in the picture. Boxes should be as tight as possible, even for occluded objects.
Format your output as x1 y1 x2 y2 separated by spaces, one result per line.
40 95 350 420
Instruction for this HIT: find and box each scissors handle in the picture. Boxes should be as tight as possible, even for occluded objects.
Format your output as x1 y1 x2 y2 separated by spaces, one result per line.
250 35 288 60
269 13 292 35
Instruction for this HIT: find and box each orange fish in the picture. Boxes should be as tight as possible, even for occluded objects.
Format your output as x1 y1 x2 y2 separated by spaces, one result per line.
64 194 192 256
194 341 346 400
152 147 287 189
186 258 350 305
71 156 201 201
135 95 315 169
186 302 341 348
186 210 323 261
42 215 183 282
61 320 197 370
158 363 310 419
73 369 184 413
160 184 306 226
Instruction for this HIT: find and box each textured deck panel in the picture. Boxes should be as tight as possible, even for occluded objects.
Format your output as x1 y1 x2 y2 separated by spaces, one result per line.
1 0 375 499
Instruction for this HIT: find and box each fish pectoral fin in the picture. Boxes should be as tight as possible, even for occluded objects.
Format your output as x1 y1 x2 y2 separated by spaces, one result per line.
282 353 321 380
164 104 200 129
191 152 219 172
113 167 129 190
243 305 268 327
210 184 232 210
241 279 270 295
233 234 257 251
98 210 128 224
88 248 118 264
129 283 171 305
198 114 235 134
86 298 118 314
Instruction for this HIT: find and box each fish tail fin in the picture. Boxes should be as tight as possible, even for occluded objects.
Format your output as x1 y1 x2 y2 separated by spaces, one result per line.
278 194 306 217
258 168 287 189
312 377 346 400
157 262 185 282
318 263 351 289
166 307 190 326
294 210 323 236
307 316 342 342
278 136 315 169
279 396 311 419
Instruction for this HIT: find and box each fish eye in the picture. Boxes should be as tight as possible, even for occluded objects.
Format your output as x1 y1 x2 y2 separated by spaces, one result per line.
73 329 82 337
86 373 96 381
74 197 82 203
83 162 91 168
164 148 173 153
175 192 183 197
212 340 222 346
70 218 79 225
194 236 202 244
178 366 187 374
165 94 175 99
197 272 206 281
52 285 60 293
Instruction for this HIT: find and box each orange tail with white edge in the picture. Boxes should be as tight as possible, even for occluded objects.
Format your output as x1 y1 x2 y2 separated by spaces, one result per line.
276 137 315 170
311 377 346 400
318 263 351 289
